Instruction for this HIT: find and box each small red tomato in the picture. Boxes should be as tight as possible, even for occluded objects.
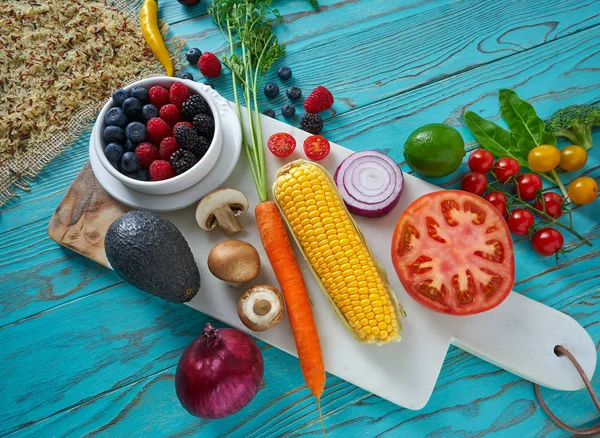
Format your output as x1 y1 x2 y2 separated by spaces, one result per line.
492 157 520 183
461 172 487 196
303 135 330 161
483 192 508 217
514 173 542 201
506 208 535 236
534 192 564 219
267 133 296 157
468 150 495 173
531 228 564 257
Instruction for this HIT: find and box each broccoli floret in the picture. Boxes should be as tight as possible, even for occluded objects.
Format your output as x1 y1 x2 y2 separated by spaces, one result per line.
545 104 600 150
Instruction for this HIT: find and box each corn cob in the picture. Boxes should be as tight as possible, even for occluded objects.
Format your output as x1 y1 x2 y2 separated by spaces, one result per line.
273 160 405 344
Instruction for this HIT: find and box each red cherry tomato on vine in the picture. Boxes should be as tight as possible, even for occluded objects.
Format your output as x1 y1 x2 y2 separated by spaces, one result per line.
514 173 542 201
492 157 520 183
483 192 508 217
267 133 296 157
506 208 534 236
468 150 495 173
531 228 564 257
533 192 563 219
303 135 330 161
461 172 487 196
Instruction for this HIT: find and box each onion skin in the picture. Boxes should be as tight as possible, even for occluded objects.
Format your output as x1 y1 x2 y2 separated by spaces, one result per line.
175 323 264 419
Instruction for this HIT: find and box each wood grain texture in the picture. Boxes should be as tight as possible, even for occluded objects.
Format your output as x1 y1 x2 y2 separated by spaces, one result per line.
1 0 600 436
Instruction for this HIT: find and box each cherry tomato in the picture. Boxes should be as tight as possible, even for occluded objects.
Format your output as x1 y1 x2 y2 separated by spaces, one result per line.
514 173 542 201
492 157 520 183
468 150 494 173
392 190 515 315
267 133 296 157
527 145 560 173
303 135 330 161
483 192 508 217
506 208 535 236
568 176 598 205
533 192 563 219
559 145 587 172
461 172 487 196
531 228 564 257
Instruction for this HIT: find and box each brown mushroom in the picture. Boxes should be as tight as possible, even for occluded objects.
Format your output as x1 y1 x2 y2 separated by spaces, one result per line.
207 240 260 287
238 285 285 331
195 189 249 235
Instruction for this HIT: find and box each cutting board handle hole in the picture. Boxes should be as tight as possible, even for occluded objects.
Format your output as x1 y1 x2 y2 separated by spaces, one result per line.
553 345 562 357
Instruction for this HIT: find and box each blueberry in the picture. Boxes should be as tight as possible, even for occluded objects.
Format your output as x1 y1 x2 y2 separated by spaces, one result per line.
262 108 275 118
104 143 124 162
133 169 150 181
130 86 148 105
281 104 295 118
278 66 292 81
121 151 140 173
141 104 158 121
104 107 128 128
204 82 214 89
286 86 302 101
264 82 279 98
123 139 136 152
186 48 202 65
104 125 126 144
180 72 194 80
126 121 147 144
112 88 129 107
122 97 142 120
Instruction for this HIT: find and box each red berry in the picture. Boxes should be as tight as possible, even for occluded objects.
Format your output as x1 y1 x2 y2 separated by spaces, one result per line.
169 82 190 109
461 172 487 196
146 117 172 144
148 86 170 109
531 228 564 257
159 137 180 161
173 121 193 135
492 157 520 183
199 52 221 78
534 192 563 219
149 160 176 181
507 208 535 236
483 192 508 217
468 150 494 173
135 143 159 169
514 173 542 201
304 86 334 113
159 104 181 127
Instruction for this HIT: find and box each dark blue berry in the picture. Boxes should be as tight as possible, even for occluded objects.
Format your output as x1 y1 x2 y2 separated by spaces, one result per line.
186 48 202 65
112 88 129 106
104 107 128 128
123 139 136 152
264 82 279 98
281 104 295 118
204 82 213 89
262 108 275 118
122 97 142 120
133 169 150 181
125 121 147 144
104 126 126 144
104 143 124 162
121 151 140 173
130 86 148 105
278 66 292 81
180 72 194 80
141 104 158 121
286 87 302 101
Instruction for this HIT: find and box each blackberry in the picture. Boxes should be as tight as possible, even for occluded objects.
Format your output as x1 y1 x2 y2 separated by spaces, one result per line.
182 95 210 121
170 149 198 175
193 114 214 139
174 125 210 158
300 113 323 134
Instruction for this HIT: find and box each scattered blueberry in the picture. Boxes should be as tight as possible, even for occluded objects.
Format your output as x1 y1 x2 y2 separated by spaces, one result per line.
122 97 142 120
204 82 214 89
125 121 147 144
262 108 276 118
264 82 279 98
180 72 194 80
278 66 292 81
121 151 140 173
186 48 202 65
112 88 129 106
104 143 124 162
141 104 158 121
281 104 295 118
286 86 302 101
104 107 128 128
133 169 150 181
123 139 136 152
130 86 148 105
104 125 126 144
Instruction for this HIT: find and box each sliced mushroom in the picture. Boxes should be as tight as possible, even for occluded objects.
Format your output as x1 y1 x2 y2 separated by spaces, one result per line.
207 240 260 287
238 285 285 331
195 189 249 235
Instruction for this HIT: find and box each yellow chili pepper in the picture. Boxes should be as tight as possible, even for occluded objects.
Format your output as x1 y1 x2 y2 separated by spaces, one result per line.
140 0 174 76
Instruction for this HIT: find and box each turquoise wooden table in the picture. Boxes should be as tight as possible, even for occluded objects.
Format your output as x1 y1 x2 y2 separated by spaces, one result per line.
1 0 599 436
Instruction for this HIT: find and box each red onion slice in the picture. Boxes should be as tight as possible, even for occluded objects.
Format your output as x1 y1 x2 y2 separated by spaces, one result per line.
334 151 404 217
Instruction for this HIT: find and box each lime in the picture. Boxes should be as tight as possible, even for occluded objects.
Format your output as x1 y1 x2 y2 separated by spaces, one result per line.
403 123 465 177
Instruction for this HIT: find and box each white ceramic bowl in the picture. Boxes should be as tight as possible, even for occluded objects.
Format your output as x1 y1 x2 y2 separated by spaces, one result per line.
93 76 223 195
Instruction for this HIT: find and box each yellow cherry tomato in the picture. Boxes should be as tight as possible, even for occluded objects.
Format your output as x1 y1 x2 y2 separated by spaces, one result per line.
527 145 561 173
568 176 598 205
559 145 587 172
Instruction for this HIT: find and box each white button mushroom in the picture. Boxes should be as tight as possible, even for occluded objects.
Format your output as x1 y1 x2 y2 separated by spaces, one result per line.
195 189 249 235
207 240 260 287
237 285 285 332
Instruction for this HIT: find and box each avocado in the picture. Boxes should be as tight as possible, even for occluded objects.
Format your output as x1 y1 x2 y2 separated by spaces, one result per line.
105 211 200 303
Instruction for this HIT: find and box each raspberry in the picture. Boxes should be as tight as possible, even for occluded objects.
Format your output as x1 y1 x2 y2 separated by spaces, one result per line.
135 143 159 169
146 117 172 144
159 137 180 161
159 104 181 127
199 52 221 78
169 82 190 109
304 86 334 113
149 160 176 181
148 86 170 109
173 121 193 135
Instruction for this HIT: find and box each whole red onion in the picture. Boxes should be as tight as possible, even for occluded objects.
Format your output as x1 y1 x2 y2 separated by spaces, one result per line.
177 0 201 6
175 323 264 419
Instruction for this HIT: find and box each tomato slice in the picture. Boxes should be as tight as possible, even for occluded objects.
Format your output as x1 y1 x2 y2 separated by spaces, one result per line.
268 133 296 157
303 135 330 161
391 190 514 315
